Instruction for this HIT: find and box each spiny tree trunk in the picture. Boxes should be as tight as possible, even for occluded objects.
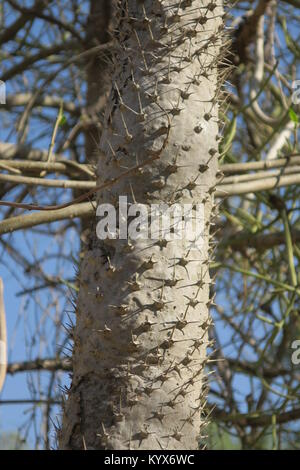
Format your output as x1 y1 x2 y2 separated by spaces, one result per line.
59 0 223 450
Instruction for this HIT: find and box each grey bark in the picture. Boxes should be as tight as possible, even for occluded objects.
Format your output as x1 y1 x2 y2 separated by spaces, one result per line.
59 0 223 450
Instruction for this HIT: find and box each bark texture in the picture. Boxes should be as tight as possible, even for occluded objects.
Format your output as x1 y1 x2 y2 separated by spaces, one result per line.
60 0 223 450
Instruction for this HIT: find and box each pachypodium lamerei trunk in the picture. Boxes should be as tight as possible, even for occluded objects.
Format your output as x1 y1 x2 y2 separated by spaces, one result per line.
60 0 223 450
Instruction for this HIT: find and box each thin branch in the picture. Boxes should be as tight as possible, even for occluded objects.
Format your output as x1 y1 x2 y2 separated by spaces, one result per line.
221 155 300 174
213 406 300 427
216 172 300 197
0 142 64 162
220 229 300 251
0 159 95 177
4 93 78 115
0 173 96 189
0 202 94 235
7 357 71 374
219 165 300 185
0 399 61 406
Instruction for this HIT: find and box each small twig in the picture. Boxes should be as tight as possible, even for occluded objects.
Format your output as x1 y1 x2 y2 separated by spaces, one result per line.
40 102 64 177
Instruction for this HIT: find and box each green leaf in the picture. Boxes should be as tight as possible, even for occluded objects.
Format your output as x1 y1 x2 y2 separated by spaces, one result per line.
219 114 237 163
59 114 67 126
289 107 298 124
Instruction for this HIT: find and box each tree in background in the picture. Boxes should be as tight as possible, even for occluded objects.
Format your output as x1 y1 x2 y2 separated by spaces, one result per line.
0 0 299 450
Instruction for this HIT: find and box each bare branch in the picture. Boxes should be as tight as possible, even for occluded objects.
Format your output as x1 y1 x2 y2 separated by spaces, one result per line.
0 202 94 235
